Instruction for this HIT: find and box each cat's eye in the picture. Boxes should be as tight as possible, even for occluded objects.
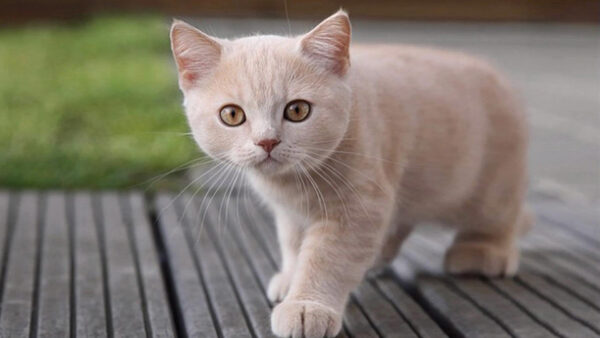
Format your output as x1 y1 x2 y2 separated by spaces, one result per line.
219 105 246 126
284 100 311 122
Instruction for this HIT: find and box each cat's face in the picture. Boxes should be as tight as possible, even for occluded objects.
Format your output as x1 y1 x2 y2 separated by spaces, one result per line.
170 11 352 175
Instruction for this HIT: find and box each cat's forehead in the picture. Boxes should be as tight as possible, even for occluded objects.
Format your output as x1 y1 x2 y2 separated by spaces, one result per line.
210 35 316 107
220 35 299 71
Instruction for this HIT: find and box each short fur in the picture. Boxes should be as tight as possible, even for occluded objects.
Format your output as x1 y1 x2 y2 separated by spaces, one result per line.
170 11 531 338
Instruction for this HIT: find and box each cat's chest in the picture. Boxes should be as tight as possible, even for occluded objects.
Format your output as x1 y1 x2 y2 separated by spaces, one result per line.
247 172 318 218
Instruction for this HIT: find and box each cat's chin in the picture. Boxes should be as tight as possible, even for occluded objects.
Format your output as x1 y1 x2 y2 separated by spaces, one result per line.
251 156 292 176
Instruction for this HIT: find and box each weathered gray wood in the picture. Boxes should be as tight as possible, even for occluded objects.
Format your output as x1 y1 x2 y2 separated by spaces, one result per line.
0 191 9 270
155 194 218 337
408 223 600 337
0 191 10 314
516 272 600 333
239 196 281 265
489 278 599 337
416 277 510 338
179 194 252 338
403 231 513 337
0 192 38 337
449 277 554 337
214 197 275 337
373 277 448 338
99 192 146 336
525 248 600 290
73 192 107 337
520 255 600 310
127 193 176 337
37 192 70 337
353 282 418 337
234 197 279 290
343 299 380 338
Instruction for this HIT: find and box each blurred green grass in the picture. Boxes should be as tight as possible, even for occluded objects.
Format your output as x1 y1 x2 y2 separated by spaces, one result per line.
0 15 199 189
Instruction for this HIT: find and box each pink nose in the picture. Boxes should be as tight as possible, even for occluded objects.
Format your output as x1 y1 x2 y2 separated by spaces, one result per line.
256 138 280 153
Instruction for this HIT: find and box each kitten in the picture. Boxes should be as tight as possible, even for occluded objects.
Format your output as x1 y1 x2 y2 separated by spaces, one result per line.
170 10 531 338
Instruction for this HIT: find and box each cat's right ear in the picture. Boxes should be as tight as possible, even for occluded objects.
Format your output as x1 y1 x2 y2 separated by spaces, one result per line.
170 20 222 91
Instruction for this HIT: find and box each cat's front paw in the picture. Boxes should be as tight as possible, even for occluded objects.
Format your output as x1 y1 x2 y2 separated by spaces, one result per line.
267 272 293 302
271 300 342 338
444 241 519 277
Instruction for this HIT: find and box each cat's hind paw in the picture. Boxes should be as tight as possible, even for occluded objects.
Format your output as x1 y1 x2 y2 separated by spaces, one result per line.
444 241 519 277
271 300 342 338
267 272 292 302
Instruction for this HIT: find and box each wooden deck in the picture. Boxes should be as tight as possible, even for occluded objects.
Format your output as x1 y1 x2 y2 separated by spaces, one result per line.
0 190 598 337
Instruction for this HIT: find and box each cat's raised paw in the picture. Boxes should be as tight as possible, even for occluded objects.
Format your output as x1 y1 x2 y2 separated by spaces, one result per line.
271 300 342 338
444 241 519 277
267 272 293 302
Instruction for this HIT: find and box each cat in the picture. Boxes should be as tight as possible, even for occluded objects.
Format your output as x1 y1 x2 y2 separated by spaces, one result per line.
170 10 531 338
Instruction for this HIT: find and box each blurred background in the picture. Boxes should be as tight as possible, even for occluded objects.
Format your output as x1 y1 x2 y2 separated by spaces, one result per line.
1 1 598 204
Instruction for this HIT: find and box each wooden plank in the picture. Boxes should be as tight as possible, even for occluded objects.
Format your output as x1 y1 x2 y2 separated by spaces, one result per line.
239 196 281 265
523 246 600 290
37 192 70 337
234 197 279 289
343 299 380 338
404 229 558 338
416 277 510 338
372 277 448 338
0 192 38 336
73 193 107 337
155 194 218 337
516 272 600 333
212 197 275 337
489 278 599 337
178 194 253 337
408 222 600 337
449 278 554 337
352 282 418 337
520 255 600 310
0 191 10 304
126 193 176 337
99 192 146 336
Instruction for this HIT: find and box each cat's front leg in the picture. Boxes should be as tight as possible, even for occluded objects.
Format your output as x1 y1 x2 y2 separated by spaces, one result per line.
271 219 385 338
268 211 303 302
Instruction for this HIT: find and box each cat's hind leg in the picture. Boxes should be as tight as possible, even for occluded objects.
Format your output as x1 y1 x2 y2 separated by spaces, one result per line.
444 203 532 277
368 223 413 276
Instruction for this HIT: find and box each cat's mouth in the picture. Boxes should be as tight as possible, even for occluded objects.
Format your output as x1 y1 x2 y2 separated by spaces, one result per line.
254 154 286 172
258 154 278 165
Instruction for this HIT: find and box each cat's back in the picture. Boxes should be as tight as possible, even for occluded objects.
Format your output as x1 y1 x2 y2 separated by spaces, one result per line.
348 43 524 130
349 44 505 93
347 44 527 216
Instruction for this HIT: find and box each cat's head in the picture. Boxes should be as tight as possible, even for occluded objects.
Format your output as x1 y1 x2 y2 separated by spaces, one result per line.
170 11 352 176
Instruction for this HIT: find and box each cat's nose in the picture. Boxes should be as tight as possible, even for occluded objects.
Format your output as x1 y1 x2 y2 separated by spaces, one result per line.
256 138 280 153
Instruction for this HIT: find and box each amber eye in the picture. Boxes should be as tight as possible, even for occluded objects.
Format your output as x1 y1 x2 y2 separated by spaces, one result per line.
284 100 311 122
219 105 246 126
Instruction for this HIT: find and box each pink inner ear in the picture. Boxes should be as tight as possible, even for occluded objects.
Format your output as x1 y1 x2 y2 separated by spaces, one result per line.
300 13 351 76
181 70 199 84
171 22 222 90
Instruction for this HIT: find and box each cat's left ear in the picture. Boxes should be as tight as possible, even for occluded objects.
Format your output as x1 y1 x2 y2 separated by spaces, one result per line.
299 10 351 76
170 20 222 91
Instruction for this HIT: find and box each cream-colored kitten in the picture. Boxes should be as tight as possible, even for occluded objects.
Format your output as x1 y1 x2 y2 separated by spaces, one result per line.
170 11 531 338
